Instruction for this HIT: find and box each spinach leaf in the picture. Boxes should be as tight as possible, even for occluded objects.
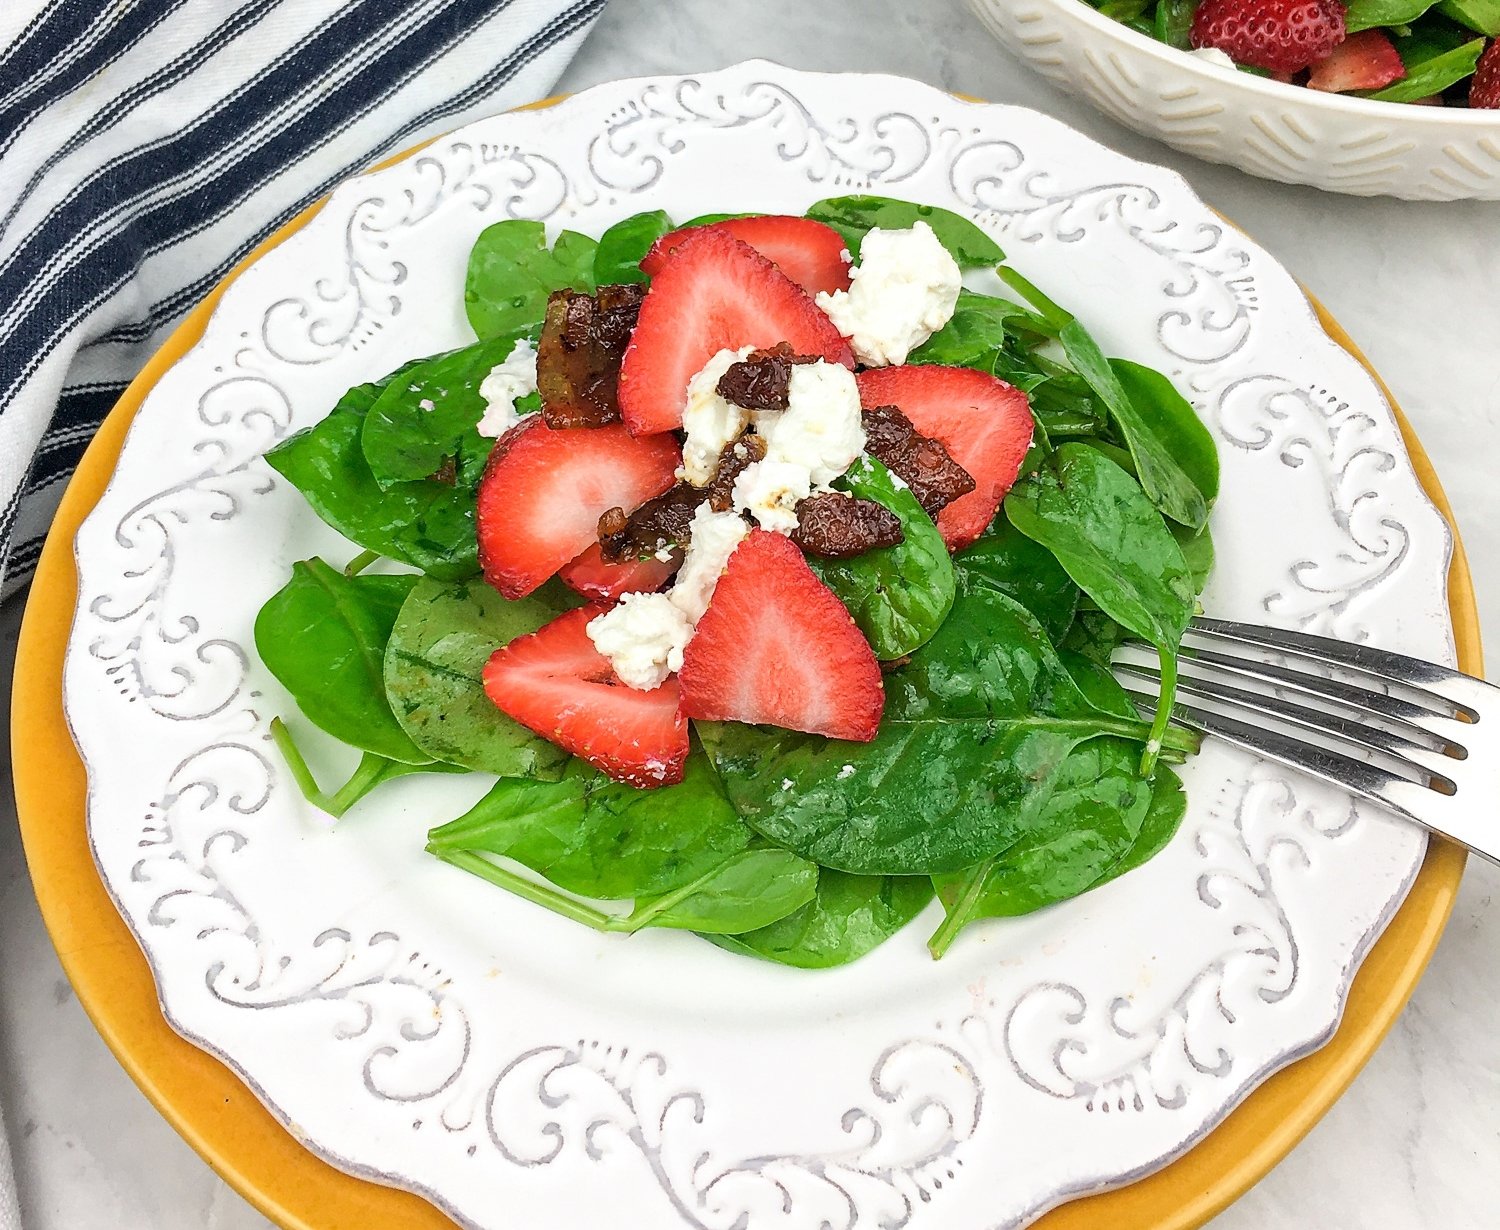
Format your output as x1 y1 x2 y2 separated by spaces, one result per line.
908 289 1056 369
594 210 674 285
955 519 1079 642
677 211 763 227
1344 0 1438 30
1153 0 1196 45
1060 650 1136 717
999 267 1215 530
464 219 596 340
1172 521 1216 596
1438 0 1500 35
384 576 579 778
709 871 934 968
256 560 428 763
427 752 753 898
701 576 1180 875
927 736 1153 954
805 195 1005 266
264 381 481 579
360 332 534 488
1060 607 1132 668
809 457 956 659
1367 36 1485 99
1005 444 1194 771
617 849 819 934
1089 764 1187 887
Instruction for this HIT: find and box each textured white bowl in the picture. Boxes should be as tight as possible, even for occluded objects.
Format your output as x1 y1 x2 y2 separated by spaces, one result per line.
969 0 1500 200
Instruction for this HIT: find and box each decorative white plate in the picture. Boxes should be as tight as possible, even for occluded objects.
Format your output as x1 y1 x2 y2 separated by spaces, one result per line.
66 62 1455 1230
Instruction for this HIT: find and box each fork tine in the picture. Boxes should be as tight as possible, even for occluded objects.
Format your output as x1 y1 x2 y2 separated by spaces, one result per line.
1113 659 1460 760
1189 617 1477 716
1118 686 1439 822
1174 642 1465 734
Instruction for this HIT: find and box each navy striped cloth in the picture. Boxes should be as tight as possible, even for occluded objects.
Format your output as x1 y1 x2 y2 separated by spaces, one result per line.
0 0 607 602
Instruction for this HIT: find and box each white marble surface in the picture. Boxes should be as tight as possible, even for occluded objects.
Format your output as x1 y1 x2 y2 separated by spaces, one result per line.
2 0 1498 1226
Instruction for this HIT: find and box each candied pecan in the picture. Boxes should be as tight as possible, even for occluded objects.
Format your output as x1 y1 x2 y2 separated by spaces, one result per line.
716 342 819 412
860 403 976 518
598 483 706 563
791 492 905 559
536 284 646 429
704 433 767 512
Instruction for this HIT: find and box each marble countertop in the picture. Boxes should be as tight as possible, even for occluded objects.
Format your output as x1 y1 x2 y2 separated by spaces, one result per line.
3 0 1498 1225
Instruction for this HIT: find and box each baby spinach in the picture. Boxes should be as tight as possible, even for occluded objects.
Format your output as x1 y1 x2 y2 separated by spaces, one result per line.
1089 764 1187 888
427 752 752 899
954 520 1079 643
804 195 1005 266
1173 521 1216 595
927 736 1153 955
264 381 480 579
1345 0 1438 30
465 219 597 340
710 871 934 968
809 457 956 659
616 850 819 934
1005 444 1195 772
701 576 1186 875
256 560 427 763
1438 0 1500 35
1000 266 1216 530
1367 35 1485 99
1153 0 1196 45
361 331 535 488
593 209 674 284
384 576 579 778
908 289 1056 369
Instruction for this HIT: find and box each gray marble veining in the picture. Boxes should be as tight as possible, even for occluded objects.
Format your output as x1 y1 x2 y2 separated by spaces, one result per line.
2 0 1497 1226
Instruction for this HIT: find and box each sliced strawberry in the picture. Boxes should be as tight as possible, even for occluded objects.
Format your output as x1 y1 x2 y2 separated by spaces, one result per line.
482 604 689 787
618 231 854 437
1472 40 1500 109
640 216 852 296
1190 0 1345 73
856 365 1033 551
477 419 680 599
1308 29 1405 92
679 531 883 741
559 542 680 601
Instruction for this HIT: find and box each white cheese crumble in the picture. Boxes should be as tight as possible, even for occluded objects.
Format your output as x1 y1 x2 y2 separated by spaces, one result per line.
837 763 856 780
732 360 866 532
1188 46 1238 70
586 506 749 690
815 221 961 367
475 338 538 439
418 398 435 412
679 346 753 485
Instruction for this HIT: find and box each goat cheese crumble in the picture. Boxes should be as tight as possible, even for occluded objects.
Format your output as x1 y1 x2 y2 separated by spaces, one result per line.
815 221 961 367
732 360 865 532
475 338 538 438
586 506 749 690
680 346 754 485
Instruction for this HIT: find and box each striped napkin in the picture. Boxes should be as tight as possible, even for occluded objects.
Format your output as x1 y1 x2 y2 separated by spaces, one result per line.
0 0 607 602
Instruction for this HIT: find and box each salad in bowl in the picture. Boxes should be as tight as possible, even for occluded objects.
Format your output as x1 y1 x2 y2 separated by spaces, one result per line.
254 194 1216 968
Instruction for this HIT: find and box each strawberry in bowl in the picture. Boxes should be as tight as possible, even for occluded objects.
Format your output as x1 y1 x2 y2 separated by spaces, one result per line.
256 195 1214 963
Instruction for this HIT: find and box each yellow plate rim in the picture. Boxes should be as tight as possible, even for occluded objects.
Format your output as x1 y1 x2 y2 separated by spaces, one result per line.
11 96 1477 1230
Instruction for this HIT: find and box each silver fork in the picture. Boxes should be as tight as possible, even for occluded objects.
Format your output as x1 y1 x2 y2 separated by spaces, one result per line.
1112 617 1499 865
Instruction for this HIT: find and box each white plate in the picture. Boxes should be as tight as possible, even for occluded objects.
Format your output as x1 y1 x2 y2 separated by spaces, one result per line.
66 61 1454 1230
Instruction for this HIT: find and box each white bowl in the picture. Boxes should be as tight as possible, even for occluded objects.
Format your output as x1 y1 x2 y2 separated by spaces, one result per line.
968 0 1500 199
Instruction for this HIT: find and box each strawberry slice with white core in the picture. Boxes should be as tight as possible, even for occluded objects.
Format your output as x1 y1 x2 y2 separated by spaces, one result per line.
856 365 1033 551
618 231 854 437
679 530 883 741
476 418 681 599
1307 29 1405 92
559 543 680 602
640 216 853 297
482 604 689 787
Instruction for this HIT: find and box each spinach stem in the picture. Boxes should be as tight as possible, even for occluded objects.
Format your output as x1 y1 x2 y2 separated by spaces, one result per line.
428 847 615 932
326 752 398 817
606 858 728 933
996 266 1072 331
344 548 381 576
1140 648 1177 776
269 717 333 812
927 862 994 959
